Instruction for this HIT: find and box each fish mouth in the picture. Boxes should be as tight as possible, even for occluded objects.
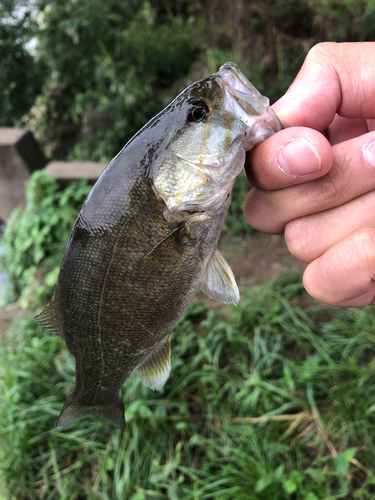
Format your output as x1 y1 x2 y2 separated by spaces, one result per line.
218 62 282 148
219 62 270 117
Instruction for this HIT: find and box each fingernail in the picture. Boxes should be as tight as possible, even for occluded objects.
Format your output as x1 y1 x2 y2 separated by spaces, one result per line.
365 140 375 166
278 138 321 177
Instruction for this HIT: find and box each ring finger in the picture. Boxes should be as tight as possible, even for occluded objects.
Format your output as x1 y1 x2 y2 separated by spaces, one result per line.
285 189 375 263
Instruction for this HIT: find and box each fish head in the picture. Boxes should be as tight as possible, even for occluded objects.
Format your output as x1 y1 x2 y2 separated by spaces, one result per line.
151 62 282 213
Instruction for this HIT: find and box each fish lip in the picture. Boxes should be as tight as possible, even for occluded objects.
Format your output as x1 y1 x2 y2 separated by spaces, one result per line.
218 62 270 117
217 62 282 148
180 208 204 215
219 62 255 90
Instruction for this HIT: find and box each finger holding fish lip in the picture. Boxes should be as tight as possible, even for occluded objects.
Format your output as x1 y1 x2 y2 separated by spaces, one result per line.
244 42 375 233
244 131 375 234
244 126 333 190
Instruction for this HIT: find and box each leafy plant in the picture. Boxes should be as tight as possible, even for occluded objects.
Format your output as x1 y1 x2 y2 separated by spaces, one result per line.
0 0 46 126
0 171 91 306
26 0 204 160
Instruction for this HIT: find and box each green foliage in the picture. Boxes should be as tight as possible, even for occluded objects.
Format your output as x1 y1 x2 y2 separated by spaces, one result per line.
308 0 375 41
7 0 375 160
220 172 256 239
70 12 204 161
4 0 375 160
0 171 91 305
0 0 46 126
26 0 204 160
1 277 375 498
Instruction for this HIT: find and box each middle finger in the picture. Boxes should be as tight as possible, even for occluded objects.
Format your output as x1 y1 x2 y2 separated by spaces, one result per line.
244 131 375 233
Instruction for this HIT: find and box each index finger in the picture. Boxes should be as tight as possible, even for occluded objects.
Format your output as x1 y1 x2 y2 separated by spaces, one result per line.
273 42 375 130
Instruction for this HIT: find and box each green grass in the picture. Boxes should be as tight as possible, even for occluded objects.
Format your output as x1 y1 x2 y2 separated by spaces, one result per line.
1 273 375 499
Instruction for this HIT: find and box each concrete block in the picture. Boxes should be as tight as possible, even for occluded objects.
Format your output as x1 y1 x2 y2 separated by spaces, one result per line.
0 128 47 220
44 161 107 187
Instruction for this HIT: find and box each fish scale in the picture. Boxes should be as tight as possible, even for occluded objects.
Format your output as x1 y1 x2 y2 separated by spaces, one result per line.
35 62 281 428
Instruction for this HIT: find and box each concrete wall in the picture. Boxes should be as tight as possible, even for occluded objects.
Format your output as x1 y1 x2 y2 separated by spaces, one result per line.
0 128 47 220
44 161 106 188
0 128 106 221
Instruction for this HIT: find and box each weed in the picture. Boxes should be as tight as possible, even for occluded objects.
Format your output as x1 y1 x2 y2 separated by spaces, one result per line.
0 172 91 307
1 276 375 498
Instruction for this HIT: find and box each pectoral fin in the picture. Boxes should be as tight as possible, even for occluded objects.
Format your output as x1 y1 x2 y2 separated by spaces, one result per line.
136 334 171 391
200 249 240 305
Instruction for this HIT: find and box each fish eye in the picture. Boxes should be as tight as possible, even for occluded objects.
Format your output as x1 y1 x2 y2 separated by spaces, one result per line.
187 102 209 123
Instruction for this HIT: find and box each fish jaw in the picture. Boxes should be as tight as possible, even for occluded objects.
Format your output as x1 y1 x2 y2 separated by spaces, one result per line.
219 62 282 150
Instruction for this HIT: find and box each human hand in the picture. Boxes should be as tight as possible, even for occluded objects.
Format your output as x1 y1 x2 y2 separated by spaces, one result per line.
244 42 375 307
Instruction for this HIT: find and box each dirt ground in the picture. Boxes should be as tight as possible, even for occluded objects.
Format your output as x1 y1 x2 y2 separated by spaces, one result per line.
224 232 306 285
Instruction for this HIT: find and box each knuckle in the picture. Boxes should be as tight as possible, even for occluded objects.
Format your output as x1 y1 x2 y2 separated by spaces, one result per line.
284 219 312 262
350 228 375 270
312 156 352 208
244 189 285 234
306 42 337 62
316 173 342 205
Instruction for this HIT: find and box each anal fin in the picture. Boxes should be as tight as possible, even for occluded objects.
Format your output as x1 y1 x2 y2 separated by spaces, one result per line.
34 295 64 339
136 334 171 391
200 248 240 305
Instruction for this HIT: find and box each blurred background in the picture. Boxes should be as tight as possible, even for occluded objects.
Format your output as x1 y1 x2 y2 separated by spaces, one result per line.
4 0 375 161
2 1 375 499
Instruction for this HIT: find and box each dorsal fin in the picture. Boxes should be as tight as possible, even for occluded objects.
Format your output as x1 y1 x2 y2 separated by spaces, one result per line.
200 248 240 305
34 295 64 339
136 334 171 391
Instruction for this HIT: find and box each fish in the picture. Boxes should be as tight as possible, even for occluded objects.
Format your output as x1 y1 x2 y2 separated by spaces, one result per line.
35 62 281 428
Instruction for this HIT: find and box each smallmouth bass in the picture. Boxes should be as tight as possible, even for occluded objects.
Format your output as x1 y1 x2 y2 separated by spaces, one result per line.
35 63 281 428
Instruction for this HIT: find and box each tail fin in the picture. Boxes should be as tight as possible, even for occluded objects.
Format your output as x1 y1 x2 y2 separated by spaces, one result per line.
56 393 125 429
